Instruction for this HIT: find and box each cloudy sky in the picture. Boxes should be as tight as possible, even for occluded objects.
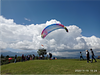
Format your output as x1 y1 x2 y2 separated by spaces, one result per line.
0 0 100 57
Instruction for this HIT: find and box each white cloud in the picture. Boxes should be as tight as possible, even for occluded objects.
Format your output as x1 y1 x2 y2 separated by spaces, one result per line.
46 19 61 25
82 36 100 49
0 16 16 25
0 16 100 57
0 41 7 50
52 51 79 57
24 18 31 21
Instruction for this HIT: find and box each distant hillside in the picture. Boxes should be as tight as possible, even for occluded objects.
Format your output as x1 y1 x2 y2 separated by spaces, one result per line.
1 51 37 56
1 51 98 59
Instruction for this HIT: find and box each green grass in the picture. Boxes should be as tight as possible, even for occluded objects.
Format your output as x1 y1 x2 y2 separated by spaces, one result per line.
1 59 100 74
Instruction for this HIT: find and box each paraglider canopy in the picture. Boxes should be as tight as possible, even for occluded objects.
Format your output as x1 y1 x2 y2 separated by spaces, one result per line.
41 23 68 39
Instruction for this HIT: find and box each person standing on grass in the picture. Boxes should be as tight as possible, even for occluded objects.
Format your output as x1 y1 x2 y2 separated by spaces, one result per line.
22 54 25 62
49 53 52 60
14 55 17 63
28 55 30 60
90 49 97 63
80 52 84 60
33 54 35 60
25 55 27 61
86 50 90 63
40 55 42 60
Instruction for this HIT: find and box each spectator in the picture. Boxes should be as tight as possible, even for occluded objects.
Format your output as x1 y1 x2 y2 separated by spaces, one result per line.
40 55 42 60
22 54 25 62
49 53 52 60
90 49 97 63
14 55 17 63
86 50 90 63
80 52 84 60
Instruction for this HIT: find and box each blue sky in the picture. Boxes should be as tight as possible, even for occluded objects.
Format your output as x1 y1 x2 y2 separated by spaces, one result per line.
1 0 100 57
1 0 100 37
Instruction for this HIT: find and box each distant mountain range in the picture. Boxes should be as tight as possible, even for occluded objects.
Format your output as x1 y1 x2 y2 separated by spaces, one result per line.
1 51 98 59
1 51 37 56
1 51 81 59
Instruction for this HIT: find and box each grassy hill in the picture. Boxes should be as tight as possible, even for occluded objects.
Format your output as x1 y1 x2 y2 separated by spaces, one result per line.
1 59 100 74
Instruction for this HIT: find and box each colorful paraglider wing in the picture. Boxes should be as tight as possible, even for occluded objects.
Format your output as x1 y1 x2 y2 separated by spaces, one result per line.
41 24 68 38
41 44 44 47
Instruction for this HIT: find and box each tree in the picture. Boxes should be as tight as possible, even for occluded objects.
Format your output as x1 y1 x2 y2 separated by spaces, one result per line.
6 55 9 58
37 49 47 57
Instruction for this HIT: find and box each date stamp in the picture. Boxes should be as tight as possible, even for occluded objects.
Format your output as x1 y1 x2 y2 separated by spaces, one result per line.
75 70 97 72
